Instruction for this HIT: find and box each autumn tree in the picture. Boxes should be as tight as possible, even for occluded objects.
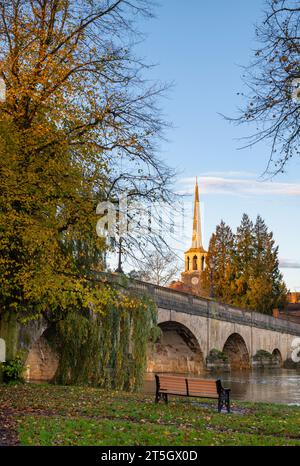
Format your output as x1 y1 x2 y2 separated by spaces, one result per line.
0 0 174 321
231 0 300 174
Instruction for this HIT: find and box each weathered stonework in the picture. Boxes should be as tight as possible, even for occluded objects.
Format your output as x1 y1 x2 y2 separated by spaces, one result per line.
0 313 55 382
24 335 58 382
1 279 300 382
138 282 300 374
147 321 204 374
252 350 282 369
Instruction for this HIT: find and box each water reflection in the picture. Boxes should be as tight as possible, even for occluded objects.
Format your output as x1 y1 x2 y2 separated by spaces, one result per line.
144 369 300 405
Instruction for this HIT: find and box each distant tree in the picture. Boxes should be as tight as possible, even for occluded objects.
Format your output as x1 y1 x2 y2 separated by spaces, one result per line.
245 215 287 313
202 221 235 301
253 215 270 277
230 0 300 174
204 214 287 314
202 233 218 298
129 250 180 286
233 213 255 303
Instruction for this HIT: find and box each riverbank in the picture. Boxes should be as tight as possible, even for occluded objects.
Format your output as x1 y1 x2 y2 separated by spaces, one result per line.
0 384 300 446
144 369 300 404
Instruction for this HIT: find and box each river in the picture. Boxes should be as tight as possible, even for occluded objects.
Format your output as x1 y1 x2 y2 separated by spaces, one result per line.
143 369 300 405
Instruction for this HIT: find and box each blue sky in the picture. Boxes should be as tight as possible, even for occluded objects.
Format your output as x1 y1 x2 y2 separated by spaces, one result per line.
132 0 300 290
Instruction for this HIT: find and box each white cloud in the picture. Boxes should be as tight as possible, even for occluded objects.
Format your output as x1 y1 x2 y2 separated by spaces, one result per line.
280 259 300 269
200 171 256 179
178 173 300 197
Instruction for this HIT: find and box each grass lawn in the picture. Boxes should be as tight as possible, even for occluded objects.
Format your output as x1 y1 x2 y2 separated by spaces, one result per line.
0 383 300 446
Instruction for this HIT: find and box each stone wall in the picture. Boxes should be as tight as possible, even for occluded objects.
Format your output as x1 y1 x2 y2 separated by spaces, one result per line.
24 335 58 382
0 313 57 382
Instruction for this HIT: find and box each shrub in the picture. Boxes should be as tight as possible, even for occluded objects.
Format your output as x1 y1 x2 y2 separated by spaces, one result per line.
207 348 229 362
1 352 25 383
253 350 273 360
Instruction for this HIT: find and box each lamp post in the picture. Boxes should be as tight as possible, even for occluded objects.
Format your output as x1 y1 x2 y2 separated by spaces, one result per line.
115 236 124 273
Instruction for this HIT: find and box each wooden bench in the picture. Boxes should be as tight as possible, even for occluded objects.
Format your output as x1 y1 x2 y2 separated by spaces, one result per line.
155 374 231 413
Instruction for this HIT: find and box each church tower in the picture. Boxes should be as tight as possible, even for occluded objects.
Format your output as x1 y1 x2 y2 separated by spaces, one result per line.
181 179 207 294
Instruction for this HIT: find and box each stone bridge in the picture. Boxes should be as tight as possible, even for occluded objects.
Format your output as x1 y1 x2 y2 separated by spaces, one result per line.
131 282 300 374
1 280 300 381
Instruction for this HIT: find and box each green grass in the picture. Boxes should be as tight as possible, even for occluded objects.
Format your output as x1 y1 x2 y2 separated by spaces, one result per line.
1 384 300 446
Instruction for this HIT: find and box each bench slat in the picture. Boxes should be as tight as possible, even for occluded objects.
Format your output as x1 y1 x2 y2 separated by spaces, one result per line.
160 384 186 391
157 375 184 378
160 390 186 395
159 378 186 384
188 387 217 393
187 381 217 390
160 388 186 393
159 380 186 384
187 379 216 385
188 384 217 390
159 384 186 388
189 393 218 398
159 378 186 382
188 384 216 390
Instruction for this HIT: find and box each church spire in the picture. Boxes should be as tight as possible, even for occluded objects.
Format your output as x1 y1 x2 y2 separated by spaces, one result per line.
191 178 202 248
180 177 207 293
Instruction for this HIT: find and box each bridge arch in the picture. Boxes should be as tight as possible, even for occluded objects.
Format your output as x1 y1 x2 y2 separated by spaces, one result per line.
272 348 282 366
223 333 250 370
147 320 204 375
25 326 59 382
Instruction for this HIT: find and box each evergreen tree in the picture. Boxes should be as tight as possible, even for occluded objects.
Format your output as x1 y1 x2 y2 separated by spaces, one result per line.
233 213 255 307
246 215 287 314
204 214 287 315
202 233 217 298
203 221 235 302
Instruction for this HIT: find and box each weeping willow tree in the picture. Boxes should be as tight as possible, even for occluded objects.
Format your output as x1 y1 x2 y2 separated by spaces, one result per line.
50 285 159 391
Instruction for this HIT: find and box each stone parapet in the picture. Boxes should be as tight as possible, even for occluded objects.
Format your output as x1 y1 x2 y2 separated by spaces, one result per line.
130 279 300 337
